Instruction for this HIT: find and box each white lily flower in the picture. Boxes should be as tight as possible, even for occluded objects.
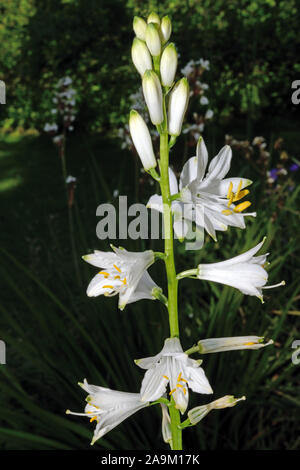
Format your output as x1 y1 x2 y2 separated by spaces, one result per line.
136 337 213 414
129 110 157 170
131 38 153 76
197 239 285 301
160 43 177 87
197 336 273 353
83 245 159 310
147 137 256 240
188 395 246 425
168 78 189 136
66 379 149 445
142 70 163 125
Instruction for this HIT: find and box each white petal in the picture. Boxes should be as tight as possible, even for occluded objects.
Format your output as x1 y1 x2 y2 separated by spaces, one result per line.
140 361 168 402
82 251 118 268
179 156 198 189
185 366 213 394
196 137 208 181
203 145 232 183
169 167 179 195
146 194 164 212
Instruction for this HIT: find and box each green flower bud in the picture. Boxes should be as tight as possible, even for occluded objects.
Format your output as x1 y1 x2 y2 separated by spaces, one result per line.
147 11 160 26
142 70 163 125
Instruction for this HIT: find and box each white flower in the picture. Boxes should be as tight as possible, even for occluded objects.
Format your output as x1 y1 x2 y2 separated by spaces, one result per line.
200 96 209 105
82 246 159 310
129 110 157 170
205 109 214 119
147 137 256 240
197 336 273 353
44 123 58 133
66 175 77 184
142 70 163 125
131 38 153 76
168 78 189 136
136 337 213 414
66 379 149 445
197 239 285 301
160 43 177 87
188 395 245 425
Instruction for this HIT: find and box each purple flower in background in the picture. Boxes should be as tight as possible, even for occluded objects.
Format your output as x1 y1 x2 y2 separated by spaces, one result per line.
289 163 299 172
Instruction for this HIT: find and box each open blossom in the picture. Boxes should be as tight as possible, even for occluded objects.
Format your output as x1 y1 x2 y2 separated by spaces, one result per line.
147 137 255 241
82 246 159 310
136 337 213 414
197 239 285 301
66 379 149 445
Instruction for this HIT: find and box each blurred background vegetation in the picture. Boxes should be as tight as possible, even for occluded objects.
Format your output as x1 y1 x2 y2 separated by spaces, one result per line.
0 0 299 450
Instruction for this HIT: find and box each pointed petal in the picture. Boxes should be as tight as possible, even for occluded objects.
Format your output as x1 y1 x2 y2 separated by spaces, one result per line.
179 156 198 189
196 137 208 181
203 145 232 183
140 361 168 402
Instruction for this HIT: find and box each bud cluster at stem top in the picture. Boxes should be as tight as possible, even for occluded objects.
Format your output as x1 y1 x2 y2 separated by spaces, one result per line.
129 12 190 171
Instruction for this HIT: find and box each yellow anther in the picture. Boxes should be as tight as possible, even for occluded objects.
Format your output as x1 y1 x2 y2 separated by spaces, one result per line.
233 201 251 213
227 182 233 199
102 285 114 289
169 388 177 396
176 383 184 389
177 372 182 382
98 271 109 277
114 275 120 280
89 416 98 423
113 264 122 273
233 189 249 202
244 342 256 346
180 378 188 383
122 277 127 285
227 192 234 207
222 209 233 216
235 180 243 198
182 387 187 395
163 375 169 380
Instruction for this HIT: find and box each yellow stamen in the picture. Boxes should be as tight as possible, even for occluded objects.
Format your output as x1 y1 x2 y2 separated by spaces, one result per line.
222 209 233 216
114 275 120 280
98 271 109 277
235 179 243 198
227 182 233 199
176 383 184 389
89 416 98 423
227 192 234 207
233 189 249 202
169 388 177 395
163 375 169 380
177 372 182 382
180 378 188 383
113 264 121 273
102 285 114 289
122 277 127 285
233 201 251 213
244 342 256 346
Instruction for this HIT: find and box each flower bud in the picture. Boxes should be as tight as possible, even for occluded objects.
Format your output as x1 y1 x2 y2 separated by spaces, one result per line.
131 38 152 76
142 70 163 125
168 78 189 136
188 396 246 425
133 16 147 40
160 43 177 87
145 23 161 56
129 110 157 170
147 12 160 26
160 16 172 43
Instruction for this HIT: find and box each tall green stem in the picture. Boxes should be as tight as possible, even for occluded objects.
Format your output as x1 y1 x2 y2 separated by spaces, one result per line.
159 96 182 449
